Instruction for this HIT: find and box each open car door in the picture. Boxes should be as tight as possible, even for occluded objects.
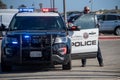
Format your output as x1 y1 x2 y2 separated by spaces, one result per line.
69 14 99 59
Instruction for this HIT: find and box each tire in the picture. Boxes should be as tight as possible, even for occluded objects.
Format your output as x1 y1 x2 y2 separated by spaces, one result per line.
62 55 71 70
114 27 120 36
1 60 12 72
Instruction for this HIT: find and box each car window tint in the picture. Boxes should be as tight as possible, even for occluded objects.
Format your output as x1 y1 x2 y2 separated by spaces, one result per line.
117 15 120 20
106 15 117 21
97 15 105 21
68 15 80 23
10 16 66 30
74 14 97 29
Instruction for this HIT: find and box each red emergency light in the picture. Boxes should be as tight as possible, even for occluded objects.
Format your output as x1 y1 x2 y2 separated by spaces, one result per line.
41 8 57 12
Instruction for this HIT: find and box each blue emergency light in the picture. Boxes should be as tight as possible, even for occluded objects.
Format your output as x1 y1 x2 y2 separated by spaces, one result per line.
12 41 18 44
19 8 34 12
24 35 30 39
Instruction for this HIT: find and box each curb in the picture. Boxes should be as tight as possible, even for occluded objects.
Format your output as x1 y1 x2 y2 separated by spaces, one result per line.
99 36 120 40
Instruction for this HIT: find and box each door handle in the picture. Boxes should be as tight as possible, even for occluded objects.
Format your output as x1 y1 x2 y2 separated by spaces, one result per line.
89 32 96 35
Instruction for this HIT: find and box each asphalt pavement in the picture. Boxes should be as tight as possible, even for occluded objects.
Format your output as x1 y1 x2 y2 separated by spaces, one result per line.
0 34 120 80
0 40 120 80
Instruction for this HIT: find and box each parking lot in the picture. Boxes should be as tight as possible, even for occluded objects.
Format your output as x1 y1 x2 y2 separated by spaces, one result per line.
0 0 120 79
0 35 120 80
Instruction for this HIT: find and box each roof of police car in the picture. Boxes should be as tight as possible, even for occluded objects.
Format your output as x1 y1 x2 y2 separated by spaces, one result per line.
16 12 59 16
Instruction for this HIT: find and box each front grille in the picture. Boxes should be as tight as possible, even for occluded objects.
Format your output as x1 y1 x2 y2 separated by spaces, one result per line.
21 35 53 61
31 35 51 48
22 35 52 49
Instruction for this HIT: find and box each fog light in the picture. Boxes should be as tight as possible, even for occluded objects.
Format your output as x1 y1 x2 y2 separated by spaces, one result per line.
5 48 13 55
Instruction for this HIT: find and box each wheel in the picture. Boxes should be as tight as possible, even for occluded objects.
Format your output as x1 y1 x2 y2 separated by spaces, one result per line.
62 55 71 70
62 60 71 70
1 60 12 72
114 27 120 36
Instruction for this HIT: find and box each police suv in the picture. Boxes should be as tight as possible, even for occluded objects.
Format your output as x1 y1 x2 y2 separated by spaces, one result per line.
0 9 99 72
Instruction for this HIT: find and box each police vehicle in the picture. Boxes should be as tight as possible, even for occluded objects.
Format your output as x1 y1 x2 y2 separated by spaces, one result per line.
0 8 99 72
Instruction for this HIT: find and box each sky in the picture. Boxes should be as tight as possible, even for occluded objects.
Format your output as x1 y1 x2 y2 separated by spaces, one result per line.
2 0 120 12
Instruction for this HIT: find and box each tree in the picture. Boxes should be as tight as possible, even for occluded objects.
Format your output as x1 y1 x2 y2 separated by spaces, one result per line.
18 4 26 8
0 0 7 9
10 5 13 9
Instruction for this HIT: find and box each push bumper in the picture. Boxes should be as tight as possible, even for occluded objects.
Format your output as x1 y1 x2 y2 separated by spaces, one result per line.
52 54 70 64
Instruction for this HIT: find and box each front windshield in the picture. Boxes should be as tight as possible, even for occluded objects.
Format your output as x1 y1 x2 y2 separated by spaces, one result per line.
10 16 66 30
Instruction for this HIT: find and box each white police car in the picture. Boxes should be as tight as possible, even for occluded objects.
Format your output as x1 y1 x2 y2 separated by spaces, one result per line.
0 8 99 72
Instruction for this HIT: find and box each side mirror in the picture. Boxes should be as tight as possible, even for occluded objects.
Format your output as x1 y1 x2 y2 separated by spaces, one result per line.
96 23 100 28
0 24 7 31
68 22 73 28
68 26 80 31
0 24 8 37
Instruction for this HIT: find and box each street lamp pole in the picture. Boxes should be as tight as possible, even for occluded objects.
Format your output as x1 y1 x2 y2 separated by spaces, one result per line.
50 0 52 9
63 0 67 25
89 0 93 12
53 0 55 9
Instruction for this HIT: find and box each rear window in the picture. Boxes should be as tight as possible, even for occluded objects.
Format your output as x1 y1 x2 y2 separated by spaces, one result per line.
9 16 66 31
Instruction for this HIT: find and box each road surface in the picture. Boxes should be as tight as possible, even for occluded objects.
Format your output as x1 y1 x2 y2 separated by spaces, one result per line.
0 40 120 80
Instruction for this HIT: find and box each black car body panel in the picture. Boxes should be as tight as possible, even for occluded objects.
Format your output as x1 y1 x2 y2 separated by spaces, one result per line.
1 30 71 65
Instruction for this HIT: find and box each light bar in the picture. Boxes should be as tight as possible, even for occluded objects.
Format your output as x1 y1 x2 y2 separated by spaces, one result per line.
41 8 57 12
19 8 34 12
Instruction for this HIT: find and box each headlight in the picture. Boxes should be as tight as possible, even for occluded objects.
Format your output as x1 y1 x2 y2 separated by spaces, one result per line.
5 37 18 44
54 37 67 43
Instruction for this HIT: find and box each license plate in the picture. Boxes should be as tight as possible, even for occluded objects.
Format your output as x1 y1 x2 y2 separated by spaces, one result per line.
30 51 42 57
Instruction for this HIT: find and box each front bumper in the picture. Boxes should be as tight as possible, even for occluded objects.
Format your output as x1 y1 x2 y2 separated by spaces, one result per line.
3 53 68 66
2 34 70 65
3 44 69 65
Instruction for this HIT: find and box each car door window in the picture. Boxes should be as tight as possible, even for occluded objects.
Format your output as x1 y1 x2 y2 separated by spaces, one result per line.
106 15 117 21
117 15 120 20
97 15 105 21
74 14 97 29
